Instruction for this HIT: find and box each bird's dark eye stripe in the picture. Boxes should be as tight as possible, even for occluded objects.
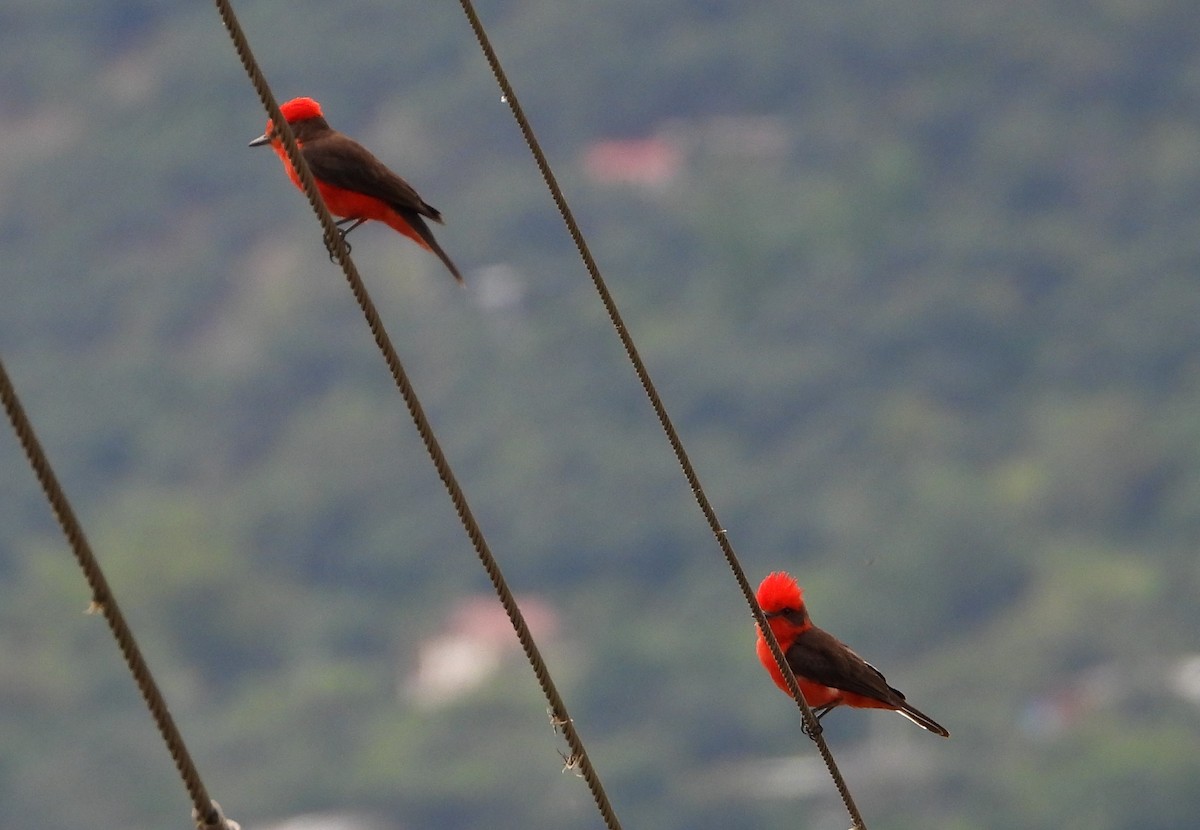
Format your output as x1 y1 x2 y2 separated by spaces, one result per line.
762 607 805 622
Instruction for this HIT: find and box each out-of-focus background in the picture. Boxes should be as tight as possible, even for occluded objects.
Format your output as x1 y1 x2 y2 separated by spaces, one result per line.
2 0 1199 828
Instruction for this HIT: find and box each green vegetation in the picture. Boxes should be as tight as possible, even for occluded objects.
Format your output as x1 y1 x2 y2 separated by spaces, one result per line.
2 0 1199 828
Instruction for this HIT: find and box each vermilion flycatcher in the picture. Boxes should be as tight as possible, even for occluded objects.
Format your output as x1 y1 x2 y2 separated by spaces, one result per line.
250 97 462 283
755 571 949 736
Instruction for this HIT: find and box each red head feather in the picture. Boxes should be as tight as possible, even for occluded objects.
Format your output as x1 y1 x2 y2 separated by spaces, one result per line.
279 97 324 123
756 571 804 614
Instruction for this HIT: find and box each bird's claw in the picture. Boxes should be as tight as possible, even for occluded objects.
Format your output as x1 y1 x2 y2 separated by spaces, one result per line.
801 718 824 741
326 230 352 262
326 218 366 262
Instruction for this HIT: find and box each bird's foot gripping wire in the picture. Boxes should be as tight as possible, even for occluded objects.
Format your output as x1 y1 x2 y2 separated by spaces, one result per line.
326 218 366 262
801 705 831 741
325 235 347 262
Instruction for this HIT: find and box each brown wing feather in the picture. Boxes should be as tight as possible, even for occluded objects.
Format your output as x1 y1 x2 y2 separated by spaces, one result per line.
301 131 443 222
786 626 908 707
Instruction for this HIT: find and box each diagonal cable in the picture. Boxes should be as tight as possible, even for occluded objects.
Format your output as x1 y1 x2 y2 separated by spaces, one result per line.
0 357 233 830
456 2 866 826
212 2 623 828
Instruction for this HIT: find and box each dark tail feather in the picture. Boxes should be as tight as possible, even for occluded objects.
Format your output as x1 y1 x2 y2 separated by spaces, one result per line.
407 213 463 284
896 703 950 737
428 237 463 284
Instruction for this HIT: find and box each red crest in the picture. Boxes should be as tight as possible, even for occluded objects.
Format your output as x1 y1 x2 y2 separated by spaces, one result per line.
279 97 324 123
756 571 804 614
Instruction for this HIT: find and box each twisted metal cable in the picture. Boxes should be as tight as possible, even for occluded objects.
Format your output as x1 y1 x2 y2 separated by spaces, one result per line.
456 2 866 826
0 357 227 830
213 2 623 827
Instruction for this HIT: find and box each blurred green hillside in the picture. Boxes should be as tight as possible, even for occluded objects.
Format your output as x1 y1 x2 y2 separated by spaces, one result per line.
2 0 1199 828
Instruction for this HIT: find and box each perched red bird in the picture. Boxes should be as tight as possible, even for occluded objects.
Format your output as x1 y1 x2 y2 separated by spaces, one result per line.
755 571 949 737
250 97 462 283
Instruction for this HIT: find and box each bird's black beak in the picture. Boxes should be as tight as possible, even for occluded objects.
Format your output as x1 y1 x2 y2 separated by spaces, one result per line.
248 132 271 148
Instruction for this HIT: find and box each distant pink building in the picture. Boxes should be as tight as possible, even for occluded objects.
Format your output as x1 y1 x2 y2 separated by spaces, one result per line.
582 137 683 188
406 595 559 706
582 116 791 188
